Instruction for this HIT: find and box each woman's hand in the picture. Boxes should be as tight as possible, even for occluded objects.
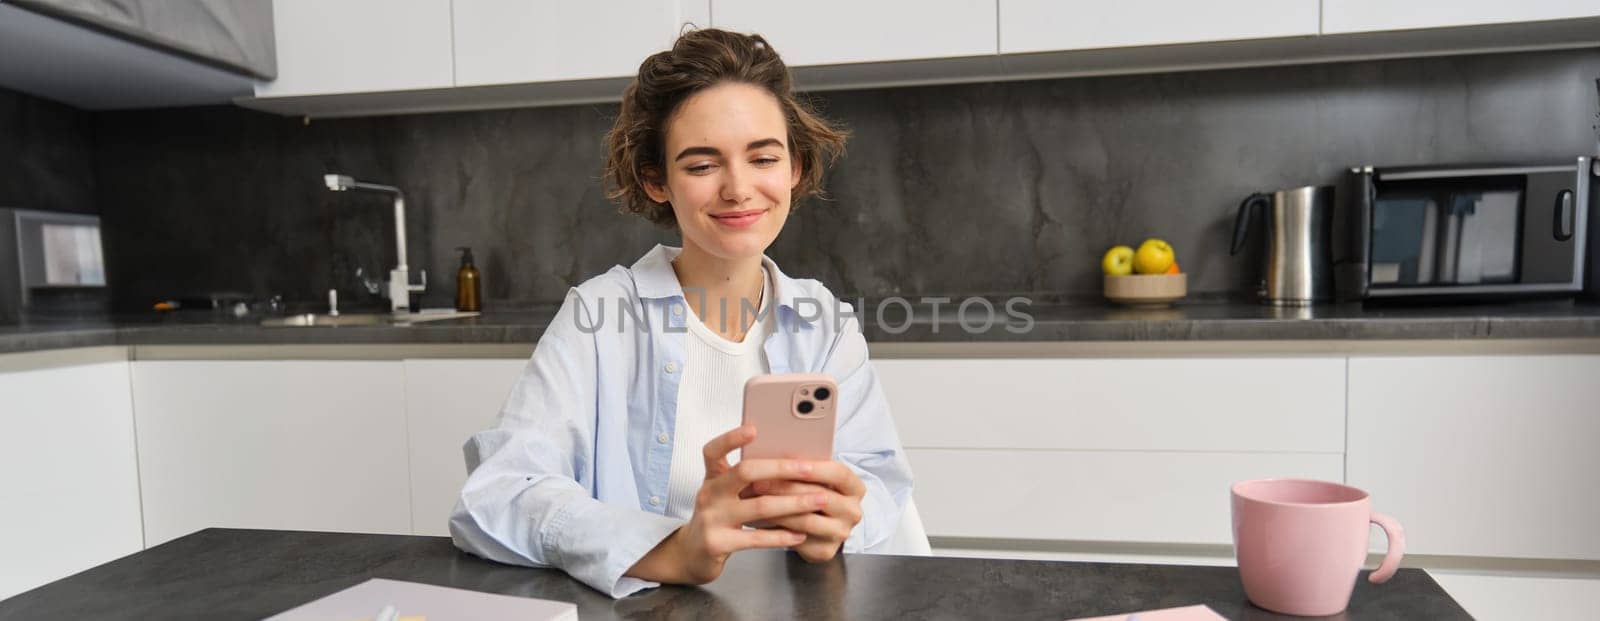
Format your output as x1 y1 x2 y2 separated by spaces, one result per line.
627 425 830 584
748 463 866 562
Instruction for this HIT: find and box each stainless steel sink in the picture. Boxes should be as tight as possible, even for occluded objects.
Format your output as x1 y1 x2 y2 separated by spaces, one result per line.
261 313 389 327
260 311 478 327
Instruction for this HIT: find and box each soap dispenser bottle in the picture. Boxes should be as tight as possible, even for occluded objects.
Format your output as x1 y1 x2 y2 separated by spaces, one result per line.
455 247 481 312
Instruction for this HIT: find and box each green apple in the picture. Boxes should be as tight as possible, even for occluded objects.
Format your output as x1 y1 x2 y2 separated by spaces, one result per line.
1102 246 1135 276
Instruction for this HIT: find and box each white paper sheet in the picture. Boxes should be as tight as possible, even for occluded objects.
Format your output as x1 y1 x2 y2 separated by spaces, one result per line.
265 578 579 621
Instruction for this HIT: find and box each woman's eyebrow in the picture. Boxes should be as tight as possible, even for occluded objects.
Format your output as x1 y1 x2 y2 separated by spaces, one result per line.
674 146 720 161
746 137 784 151
673 138 785 162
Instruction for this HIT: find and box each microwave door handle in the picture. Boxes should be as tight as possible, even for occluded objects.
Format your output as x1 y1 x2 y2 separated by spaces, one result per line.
1553 189 1575 241
1417 200 1438 284
1437 198 1464 284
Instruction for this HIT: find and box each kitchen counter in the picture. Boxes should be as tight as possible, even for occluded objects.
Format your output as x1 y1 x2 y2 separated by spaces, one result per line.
2 300 1599 356
0 528 1471 620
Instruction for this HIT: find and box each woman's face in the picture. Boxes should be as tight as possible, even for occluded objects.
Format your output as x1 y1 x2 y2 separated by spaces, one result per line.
646 82 800 262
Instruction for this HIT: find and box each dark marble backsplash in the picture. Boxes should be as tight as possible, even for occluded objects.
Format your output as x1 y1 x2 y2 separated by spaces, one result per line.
1 87 96 215
76 47 1600 311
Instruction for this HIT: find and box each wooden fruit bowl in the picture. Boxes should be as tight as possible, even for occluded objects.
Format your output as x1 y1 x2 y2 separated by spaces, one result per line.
1104 273 1187 308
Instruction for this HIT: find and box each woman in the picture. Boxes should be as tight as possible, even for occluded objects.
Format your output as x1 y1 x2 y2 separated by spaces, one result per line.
449 28 913 598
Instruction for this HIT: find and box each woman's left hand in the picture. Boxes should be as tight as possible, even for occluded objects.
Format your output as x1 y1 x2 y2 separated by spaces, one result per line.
748 462 866 562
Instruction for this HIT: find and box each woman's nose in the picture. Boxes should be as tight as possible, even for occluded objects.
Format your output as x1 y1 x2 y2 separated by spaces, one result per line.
720 165 754 204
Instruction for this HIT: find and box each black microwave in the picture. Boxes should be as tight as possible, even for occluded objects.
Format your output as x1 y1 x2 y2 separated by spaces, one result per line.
0 208 110 322
1334 157 1598 302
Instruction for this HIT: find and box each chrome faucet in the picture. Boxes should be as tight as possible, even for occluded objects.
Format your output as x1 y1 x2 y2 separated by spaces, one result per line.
323 174 426 312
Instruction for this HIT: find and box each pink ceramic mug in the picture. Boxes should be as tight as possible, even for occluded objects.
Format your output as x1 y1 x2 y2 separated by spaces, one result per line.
1230 478 1406 616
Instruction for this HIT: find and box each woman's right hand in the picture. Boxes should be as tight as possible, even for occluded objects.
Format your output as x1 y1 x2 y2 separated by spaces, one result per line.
627 424 829 585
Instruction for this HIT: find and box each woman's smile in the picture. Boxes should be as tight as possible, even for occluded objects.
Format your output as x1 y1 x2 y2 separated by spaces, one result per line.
710 208 768 229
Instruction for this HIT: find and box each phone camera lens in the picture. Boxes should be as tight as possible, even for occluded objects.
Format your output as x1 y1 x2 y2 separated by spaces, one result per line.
797 400 815 414
813 387 831 401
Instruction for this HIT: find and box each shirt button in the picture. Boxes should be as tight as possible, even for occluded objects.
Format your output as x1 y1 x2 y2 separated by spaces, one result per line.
649 496 661 506
657 432 670 443
664 361 678 374
671 305 684 316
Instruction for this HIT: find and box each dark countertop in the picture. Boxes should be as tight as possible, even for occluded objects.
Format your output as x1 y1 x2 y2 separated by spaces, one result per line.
3 300 1599 356
0 528 1470 620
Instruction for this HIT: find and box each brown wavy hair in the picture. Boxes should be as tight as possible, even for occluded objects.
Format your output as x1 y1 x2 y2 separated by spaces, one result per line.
603 28 848 228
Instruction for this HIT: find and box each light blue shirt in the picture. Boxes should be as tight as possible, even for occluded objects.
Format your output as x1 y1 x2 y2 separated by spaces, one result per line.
449 244 914 598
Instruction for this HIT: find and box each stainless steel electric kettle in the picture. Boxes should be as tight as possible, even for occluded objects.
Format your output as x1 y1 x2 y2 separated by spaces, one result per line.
1230 185 1335 306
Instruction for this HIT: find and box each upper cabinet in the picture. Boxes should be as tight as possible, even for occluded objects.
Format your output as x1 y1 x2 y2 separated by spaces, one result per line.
245 0 1600 116
711 0 997 66
10 0 277 79
1322 0 1600 34
0 0 266 109
255 0 454 98
453 1 709 86
1001 0 1319 54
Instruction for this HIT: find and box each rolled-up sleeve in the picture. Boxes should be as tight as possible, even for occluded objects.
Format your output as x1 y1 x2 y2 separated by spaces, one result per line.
822 312 914 553
449 288 683 598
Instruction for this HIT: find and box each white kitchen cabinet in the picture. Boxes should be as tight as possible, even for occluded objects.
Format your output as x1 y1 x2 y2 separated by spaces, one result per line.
453 1 709 86
0 353 142 600
131 360 412 546
255 0 453 97
875 358 1345 453
1322 0 1600 35
910 448 1342 544
999 0 1319 54
402 358 528 536
246 0 1600 116
1347 355 1600 560
877 357 1346 546
711 0 997 67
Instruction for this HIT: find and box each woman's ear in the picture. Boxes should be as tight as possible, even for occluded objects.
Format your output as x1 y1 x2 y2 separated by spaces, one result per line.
642 166 670 204
790 159 803 190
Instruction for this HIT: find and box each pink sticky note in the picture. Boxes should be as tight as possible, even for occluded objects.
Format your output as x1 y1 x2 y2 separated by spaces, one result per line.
1067 603 1227 621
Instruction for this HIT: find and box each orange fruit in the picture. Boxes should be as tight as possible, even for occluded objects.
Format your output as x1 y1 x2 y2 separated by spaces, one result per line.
1164 261 1181 275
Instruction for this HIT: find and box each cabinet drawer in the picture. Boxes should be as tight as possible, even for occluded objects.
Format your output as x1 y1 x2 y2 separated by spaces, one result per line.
132 361 412 546
1348 355 1600 560
0 359 142 600
403 358 528 536
909 448 1343 544
876 358 1344 452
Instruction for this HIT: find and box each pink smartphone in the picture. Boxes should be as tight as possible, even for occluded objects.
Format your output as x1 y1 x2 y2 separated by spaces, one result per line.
740 373 837 529
740 373 837 462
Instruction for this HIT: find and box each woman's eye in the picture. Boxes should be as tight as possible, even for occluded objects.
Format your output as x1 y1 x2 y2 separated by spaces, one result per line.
687 164 715 174
753 157 780 167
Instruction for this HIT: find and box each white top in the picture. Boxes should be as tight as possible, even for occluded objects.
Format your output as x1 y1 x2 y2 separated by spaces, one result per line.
663 266 775 518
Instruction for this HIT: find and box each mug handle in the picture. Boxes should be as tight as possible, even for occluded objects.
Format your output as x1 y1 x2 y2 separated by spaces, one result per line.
1367 512 1407 584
